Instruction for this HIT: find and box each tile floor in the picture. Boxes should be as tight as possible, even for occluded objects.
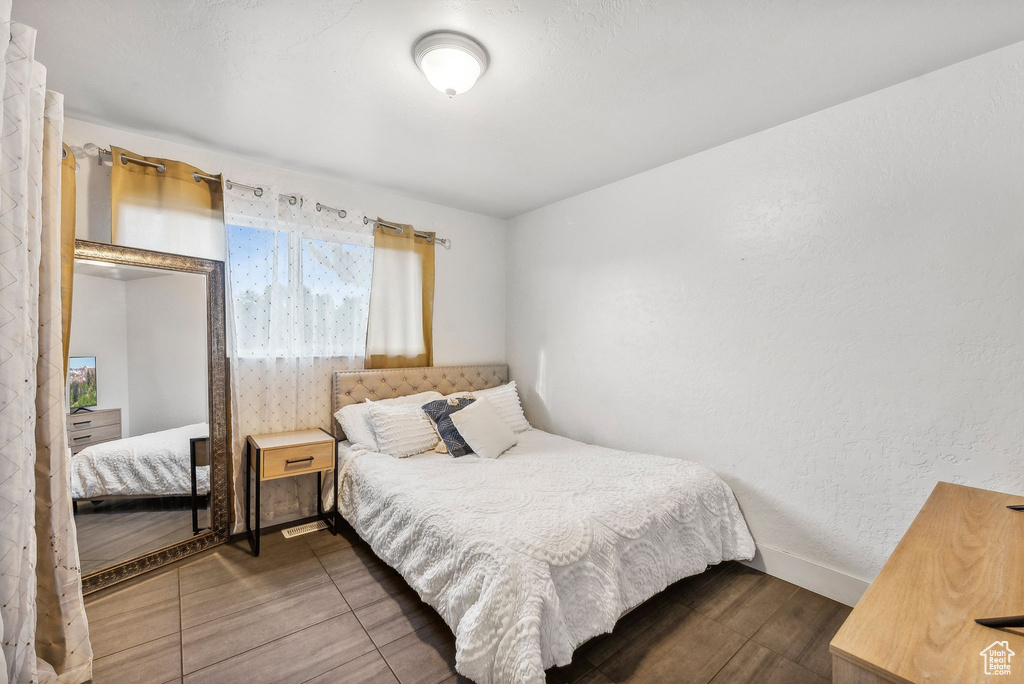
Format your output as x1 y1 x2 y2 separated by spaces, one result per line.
84 523 850 683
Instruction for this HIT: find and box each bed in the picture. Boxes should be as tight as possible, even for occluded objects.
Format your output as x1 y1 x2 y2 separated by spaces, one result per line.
331 365 755 684
70 422 210 501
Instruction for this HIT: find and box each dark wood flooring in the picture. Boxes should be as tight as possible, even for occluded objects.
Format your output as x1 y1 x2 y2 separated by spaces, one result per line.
84 523 850 683
77 497 208 575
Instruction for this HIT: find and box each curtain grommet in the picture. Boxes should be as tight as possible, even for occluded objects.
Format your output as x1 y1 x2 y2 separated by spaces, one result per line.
316 202 348 219
119 153 164 173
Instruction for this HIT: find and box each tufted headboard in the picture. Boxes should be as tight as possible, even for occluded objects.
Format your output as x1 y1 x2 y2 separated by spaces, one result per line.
330 364 508 440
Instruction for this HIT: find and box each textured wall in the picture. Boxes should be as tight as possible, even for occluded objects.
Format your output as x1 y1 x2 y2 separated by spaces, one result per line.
506 43 1024 595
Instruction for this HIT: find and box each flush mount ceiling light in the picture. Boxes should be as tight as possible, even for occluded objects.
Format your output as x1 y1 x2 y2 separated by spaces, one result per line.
413 31 488 98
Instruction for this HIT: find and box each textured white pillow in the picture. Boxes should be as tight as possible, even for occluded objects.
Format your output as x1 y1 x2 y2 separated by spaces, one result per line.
334 391 442 449
450 397 517 459
367 401 439 457
463 381 531 433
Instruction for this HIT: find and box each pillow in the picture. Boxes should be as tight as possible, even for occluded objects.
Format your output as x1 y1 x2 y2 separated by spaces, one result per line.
334 391 442 449
450 397 518 459
448 381 530 433
422 397 476 457
366 401 439 457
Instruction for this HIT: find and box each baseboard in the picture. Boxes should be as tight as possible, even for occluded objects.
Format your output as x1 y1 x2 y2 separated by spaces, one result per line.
741 543 870 607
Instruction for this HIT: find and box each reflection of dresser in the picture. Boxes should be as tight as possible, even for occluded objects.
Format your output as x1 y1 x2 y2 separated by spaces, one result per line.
66 409 122 455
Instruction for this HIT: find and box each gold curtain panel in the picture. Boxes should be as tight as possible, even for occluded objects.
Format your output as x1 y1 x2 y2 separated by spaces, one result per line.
109 145 223 254
365 218 435 369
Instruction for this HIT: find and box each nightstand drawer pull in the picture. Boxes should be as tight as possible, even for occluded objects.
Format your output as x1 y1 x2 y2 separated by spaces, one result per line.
285 456 315 465
73 434 92 441
72 420 91 427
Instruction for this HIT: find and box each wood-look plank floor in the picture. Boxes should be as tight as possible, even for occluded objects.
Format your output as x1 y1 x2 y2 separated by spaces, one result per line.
77 497 208 575
84 523 850 683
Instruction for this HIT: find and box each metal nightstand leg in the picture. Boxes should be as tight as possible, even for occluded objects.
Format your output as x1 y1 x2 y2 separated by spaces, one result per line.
332 439 339 535
317 470 323 520
190 442 199 535
254 447 261 556
316 452 339 536
245 439 261 556
245 439 251 549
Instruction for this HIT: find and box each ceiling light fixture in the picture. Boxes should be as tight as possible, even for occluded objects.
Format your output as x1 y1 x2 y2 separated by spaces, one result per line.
413 31 488 98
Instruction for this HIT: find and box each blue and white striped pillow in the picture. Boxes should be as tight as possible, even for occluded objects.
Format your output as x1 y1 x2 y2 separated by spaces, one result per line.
422 397 476 457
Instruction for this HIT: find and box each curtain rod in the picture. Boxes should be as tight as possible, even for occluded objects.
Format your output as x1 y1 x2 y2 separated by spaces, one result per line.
362 217 452 250
97 147 451 249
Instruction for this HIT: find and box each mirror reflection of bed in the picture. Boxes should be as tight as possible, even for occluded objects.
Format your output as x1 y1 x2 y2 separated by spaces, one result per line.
68 259 210 575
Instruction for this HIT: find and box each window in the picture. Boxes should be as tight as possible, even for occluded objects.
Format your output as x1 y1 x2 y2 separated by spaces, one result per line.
226 213 374 359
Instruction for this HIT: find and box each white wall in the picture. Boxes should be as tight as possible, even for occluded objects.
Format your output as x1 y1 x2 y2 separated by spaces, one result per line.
64 118 506 367
125 272 209 436
69 271 210 438
68 273 130 435
506 42 1024 605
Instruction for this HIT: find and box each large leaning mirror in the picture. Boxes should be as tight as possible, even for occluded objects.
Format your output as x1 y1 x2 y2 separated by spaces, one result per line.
70 240 229 593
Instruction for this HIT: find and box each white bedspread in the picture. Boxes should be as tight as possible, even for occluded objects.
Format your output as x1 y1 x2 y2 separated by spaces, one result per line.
337 429 755 684
71 422 210 499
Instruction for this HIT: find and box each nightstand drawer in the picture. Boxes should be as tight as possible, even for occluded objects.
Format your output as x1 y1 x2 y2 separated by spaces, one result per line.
261 442 333 480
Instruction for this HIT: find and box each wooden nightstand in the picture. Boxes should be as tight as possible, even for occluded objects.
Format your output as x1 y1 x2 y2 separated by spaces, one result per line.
244 428 338 556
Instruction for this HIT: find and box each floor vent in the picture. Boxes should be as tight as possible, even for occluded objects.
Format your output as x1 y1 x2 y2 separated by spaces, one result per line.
281 520 328 538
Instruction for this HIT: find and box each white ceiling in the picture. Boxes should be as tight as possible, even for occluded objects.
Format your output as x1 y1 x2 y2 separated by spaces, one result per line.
18 1 1024 218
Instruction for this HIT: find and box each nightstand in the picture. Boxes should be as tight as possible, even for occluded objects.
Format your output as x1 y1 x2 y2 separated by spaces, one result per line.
244 428 338 556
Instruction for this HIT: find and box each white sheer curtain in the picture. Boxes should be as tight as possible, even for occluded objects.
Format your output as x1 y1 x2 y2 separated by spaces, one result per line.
0 14 92 684
224 184 374 529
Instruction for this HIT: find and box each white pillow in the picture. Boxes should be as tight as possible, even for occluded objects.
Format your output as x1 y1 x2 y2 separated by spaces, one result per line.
450 381 530 433
334 391 442 449
367 401 439 457
450 397 517 459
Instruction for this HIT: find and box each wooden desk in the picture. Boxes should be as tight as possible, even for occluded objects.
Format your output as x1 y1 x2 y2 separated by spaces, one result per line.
244 429 338 556
831 482 1024 683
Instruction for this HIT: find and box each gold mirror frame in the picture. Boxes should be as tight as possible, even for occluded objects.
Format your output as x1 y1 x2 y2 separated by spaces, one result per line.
75 240 230 593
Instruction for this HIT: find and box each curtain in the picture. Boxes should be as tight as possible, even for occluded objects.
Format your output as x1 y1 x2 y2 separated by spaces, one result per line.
365 220 435 368
109 145 224 260
224 185 374 529
0 16 92 684
59 144 74 376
